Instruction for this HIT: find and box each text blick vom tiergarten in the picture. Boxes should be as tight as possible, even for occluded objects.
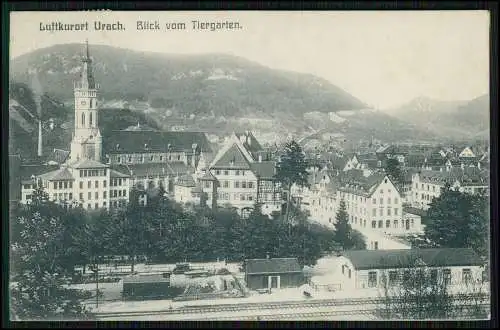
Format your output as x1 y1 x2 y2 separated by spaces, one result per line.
39 20 243 32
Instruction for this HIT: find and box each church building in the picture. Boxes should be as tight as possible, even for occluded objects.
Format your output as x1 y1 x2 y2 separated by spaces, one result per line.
20 41 129 210
18 41 215 210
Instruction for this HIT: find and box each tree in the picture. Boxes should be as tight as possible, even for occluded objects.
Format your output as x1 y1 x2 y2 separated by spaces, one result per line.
351 230 367 250
377 262 454 319
275 140 310 226
384 158 403 187
10 185 92 320
377 258 489 320
333 200 355 250
423 187 489 258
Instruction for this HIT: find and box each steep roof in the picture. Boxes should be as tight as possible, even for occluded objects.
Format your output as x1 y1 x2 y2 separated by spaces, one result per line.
245 258 302 274
250 161 276 179
198 170 217 181
342 248 483 270
336 169 387 197
103 130 212 154
234 132 263 158
70 159 108 169
39 167 75 181
126 163 171 177
211 143 251 169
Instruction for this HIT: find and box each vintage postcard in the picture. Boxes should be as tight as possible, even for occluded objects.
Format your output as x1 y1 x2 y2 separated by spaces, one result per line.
8 10 491 321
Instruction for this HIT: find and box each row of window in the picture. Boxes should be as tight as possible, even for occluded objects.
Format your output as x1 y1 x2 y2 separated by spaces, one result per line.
111 178 127 186
52 181 74 190
371 197 399 205
217 192 255 202
371 219 414 230
80 200 126 210
117 154 183 163
110 189 127 198
80 169 106 177
214 169 247 176
78 180 107 189
316 195 400 207
50 193 73 201
366 268 472 288
218 180 255 189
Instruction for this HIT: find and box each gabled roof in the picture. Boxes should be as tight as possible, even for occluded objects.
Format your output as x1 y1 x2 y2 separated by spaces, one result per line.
122 163 171 178
250 161 276 179
104 130 212 154
245 258 302 274
39 167 75 181
70 159 108 169
336 169 387 197
342 248 482 270
211 143 251 169
234 131 263 158
198 170 217 181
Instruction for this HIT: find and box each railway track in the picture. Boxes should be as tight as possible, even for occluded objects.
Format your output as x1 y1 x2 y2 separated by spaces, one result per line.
96 294 488 320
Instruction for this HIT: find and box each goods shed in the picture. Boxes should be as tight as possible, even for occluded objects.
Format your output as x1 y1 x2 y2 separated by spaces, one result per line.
122 274 183 300
244 257 304 290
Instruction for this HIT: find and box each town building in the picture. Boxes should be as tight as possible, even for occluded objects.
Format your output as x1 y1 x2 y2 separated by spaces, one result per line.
311 248 485 292
244 257 304 291
298 168 422 235
410 168 489 210
198 132 283 217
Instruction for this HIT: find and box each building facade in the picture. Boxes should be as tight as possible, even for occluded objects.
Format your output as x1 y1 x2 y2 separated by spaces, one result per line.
198 132 283 217
315 248 485 292
410 168 489 210
299 169 422 235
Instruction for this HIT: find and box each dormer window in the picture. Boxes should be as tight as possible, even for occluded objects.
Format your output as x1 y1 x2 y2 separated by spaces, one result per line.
144 144 148 150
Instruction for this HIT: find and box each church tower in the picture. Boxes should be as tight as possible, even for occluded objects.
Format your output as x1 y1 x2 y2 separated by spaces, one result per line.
69 40 102 162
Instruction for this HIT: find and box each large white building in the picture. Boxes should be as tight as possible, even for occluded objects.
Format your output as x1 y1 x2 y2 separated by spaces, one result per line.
310 248 485 292
410 168 489 210
20 42 130 210
298 168 423 235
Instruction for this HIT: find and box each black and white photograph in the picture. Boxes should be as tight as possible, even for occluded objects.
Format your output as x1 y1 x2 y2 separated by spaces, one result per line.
8 10 492 321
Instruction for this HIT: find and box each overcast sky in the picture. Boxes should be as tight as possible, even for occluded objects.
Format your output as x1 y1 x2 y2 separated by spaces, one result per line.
10 11 490 109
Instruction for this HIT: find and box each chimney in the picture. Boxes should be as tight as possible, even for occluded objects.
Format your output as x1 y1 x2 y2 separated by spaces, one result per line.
38 120 43 157
258 154 262 163
31 74 43 157
266 253 270 260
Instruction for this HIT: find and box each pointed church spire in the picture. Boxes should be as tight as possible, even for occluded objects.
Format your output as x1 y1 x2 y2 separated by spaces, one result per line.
79 39 95 89
85 38 90 61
